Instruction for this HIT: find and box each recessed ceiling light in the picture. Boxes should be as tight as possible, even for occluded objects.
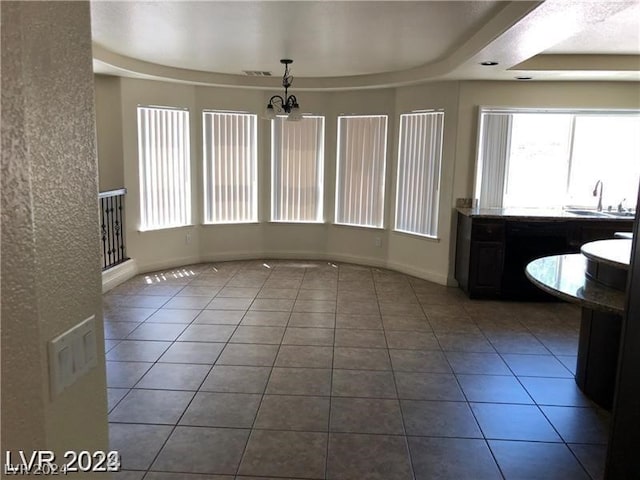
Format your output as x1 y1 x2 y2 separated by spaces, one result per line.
515 76 533 80
480 61 499 66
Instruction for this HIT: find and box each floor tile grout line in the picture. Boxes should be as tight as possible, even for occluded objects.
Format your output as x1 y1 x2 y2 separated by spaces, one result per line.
109 417 608 445
459 302 596 478
536 404 603 479
115 261 239 475
106 260 600 478
410 277 506 480
232 261 297 478
324 264 340 480
376 268 417 480
483 322 582 450
137 261 249 475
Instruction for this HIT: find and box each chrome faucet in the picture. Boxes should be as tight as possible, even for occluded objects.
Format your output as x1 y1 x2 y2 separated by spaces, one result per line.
592 180 604 212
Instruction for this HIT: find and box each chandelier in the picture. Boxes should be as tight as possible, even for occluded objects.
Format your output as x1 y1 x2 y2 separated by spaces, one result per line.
265 59 302 121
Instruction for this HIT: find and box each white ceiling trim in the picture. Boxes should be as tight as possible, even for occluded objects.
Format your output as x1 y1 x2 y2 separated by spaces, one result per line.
93 1 541 90
444 0 639 81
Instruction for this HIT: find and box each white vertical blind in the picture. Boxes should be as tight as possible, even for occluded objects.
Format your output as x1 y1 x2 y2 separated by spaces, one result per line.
137 106 191 231
394 111 444 238
477 112 513 208
335 115 388 228
203 111 257 224
271 116 325 222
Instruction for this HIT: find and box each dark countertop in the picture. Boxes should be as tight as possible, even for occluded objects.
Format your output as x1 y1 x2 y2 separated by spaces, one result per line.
457 207 636 223
526 254 625 314
581 239 631 270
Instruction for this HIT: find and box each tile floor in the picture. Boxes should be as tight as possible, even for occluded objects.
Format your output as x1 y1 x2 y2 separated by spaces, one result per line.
105 260 609 480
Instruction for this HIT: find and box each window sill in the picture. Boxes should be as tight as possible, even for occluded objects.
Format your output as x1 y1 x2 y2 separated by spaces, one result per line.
333 223 386 232
392 229 440 242
138 224 194 233
201 222 260 226
267 220 326 225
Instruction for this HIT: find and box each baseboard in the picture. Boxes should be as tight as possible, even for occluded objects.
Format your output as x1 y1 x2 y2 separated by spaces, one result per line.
445 276 459 287
384 259 449 286
102 259 137 293
200 250 448 285
123 251 451 287
135 255 203 275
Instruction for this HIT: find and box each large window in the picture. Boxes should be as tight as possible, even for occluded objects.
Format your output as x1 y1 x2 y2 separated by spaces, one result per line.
271 116 325 222
476 108 640 210
394 111 444 238
202 111 257 224
335 115 388 228
137 106 191 231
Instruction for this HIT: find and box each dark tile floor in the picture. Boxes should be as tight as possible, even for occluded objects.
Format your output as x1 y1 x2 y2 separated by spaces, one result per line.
105 260 608 480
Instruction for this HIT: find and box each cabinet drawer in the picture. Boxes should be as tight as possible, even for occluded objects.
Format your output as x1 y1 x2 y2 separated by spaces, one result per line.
472 222 505 241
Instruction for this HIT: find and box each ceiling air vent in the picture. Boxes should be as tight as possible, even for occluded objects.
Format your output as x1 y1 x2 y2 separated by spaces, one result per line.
243 70 272 77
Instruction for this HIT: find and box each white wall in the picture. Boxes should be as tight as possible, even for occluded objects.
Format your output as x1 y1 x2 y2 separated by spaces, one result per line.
111 78 401 275
2 1 109 468
95 76 640 285
119 79 200 271
389 82 461 284
95 75 124 191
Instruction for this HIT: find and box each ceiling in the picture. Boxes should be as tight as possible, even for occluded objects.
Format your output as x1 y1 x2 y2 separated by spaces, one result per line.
91 1 640 89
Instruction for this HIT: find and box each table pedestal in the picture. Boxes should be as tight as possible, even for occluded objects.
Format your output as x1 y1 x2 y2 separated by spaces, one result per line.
576 308 623 410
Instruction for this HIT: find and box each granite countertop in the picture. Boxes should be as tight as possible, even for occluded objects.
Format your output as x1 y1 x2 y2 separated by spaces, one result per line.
614 232 633 239
457 207 636 222
581 239 631 270
525 254 625 315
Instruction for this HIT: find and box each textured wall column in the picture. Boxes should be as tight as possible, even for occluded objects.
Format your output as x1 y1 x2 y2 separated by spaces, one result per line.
1 0 109 468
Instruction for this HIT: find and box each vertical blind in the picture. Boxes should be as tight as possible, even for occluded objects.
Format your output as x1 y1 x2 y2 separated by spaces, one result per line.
394 111 444 238
476 112 512 208
137 106 191 231
271 116 325 222
335 115 388 228
203 111 258 223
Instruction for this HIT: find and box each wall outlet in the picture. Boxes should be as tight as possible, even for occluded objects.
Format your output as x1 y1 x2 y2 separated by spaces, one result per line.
374 236 382 247
185 231 192 244
48 315 97 398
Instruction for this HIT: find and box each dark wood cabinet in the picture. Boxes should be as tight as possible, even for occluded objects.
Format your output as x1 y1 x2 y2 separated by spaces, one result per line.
455 211 633 300
469 241 504 296
455 214 505 298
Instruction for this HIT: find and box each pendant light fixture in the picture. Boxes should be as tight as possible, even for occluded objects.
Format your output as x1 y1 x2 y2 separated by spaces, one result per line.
265 59 302 121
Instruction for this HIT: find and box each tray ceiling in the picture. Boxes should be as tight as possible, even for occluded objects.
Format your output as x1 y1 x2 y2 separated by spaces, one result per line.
91 1 640 88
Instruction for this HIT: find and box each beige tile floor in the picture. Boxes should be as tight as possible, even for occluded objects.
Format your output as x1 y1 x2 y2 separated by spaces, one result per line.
105 260 608 480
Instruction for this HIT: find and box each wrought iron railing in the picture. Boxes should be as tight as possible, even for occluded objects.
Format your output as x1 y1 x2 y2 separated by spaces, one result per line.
99 188 128 271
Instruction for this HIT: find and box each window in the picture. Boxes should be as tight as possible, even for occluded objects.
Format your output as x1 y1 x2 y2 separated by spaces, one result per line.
568 116 640 209
202 111 258 224
137 106 191 231
335 115 388 228
394 111 444 238
476 108 640 210
271 116 325 222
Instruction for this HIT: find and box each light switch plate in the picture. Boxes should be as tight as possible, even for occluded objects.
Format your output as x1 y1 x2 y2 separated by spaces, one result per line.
48 315 97 398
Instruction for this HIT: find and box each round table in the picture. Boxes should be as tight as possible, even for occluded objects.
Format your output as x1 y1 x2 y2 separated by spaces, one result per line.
526 239 630 409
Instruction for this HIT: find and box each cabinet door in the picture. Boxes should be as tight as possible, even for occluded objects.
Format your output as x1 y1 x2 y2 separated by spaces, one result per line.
470 241 504 296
